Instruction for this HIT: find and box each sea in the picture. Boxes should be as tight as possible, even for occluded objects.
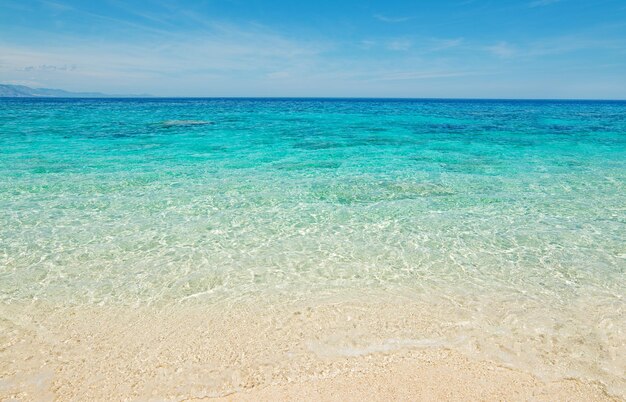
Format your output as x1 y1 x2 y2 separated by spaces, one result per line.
0 98 624 397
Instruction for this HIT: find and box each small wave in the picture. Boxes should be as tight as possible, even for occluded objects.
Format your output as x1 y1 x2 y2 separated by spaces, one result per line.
161 120 213 127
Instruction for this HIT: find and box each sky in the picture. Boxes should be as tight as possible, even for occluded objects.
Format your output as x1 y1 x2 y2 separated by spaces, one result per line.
0 0 625 98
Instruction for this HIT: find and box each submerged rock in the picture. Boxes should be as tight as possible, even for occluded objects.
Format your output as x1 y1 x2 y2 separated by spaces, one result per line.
161 120 213 127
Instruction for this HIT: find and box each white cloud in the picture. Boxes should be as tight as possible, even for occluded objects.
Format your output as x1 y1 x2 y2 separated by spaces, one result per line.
359 40 377 50
376 70 476 81
486 41 517 58
22 64 77 72
266 71 291 79
387 39 413 51
482 35 624 60
373 14 413 23
0 23 329 95
430 38 464 51
1 3 623 98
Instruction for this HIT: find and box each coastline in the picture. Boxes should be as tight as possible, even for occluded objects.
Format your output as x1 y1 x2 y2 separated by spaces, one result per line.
1 295 622 401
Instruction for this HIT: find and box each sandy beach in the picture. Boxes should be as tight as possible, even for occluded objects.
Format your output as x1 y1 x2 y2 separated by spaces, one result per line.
214 352 613 402
1 295 621 401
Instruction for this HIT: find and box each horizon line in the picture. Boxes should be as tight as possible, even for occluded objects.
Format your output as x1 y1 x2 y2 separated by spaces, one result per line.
1 96 626 102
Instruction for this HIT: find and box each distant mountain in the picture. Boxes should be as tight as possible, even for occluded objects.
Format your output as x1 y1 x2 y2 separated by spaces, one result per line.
0 84 150 98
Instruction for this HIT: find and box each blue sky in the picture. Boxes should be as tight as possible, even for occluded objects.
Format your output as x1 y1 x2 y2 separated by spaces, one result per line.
0 0 625 98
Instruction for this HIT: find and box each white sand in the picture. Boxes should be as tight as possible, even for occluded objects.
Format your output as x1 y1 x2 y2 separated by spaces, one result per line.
0 298 619 401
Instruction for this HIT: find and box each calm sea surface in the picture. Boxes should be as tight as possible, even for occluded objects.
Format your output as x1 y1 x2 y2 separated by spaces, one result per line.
1 98 625 394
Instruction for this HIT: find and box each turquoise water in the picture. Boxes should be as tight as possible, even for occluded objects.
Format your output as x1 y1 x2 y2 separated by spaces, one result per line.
1 98 625 392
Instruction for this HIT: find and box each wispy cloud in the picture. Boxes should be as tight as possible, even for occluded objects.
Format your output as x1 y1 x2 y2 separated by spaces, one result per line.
430 38 464 51
359 40 377 50
0 22 328 95
357 37 464 53
0 0 623 98
486 41 517 58
376 70 477 81
387 39 412 51
40 0 73 12
22 64 77 72
39 0 175 37
484 35 625 60
373 14 412 23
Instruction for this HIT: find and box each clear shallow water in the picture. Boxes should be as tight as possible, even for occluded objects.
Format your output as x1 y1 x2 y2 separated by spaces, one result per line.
0 98 625 393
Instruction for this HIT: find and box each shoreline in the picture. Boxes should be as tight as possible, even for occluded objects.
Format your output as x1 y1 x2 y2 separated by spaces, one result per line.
1 296 622 401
